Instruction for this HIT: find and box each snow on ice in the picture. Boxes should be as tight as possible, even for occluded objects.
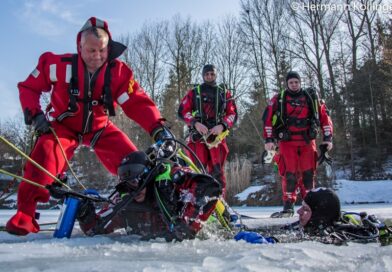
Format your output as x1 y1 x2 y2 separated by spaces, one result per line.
0 179 391 272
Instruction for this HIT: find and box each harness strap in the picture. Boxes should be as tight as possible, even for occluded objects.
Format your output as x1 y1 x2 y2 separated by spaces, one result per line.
217 84 227 122
103 61 115 116
275 129 312 143
75 121 107 149
286 117 311 127
304 88 320 126
289 130 308 135
68 54 79 112
275 89 319 128
193 85 203 123
273 89 320 142
90 125 107 149
192 84 226 126
63 54 115 117
75 97 104 105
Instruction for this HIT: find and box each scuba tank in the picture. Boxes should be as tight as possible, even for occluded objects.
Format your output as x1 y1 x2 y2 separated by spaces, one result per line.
53 196 81 238
53 189 100 238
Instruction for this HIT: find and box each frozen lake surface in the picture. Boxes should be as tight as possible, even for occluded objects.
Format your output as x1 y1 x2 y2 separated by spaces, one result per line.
1 204 391 272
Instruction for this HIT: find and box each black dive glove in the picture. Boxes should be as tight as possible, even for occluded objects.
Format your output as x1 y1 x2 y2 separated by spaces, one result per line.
318 144 332 165
32 112 51 135
47 182 67 199
46 175 68 199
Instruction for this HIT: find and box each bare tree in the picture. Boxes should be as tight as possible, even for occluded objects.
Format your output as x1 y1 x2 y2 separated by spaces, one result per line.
164 15 204 90
362 0 382 62
312 0 346 141
0 116 30 203
288 0 326 96
239 0 269 103
216 15 248 96
199 21 217 66
343 0 369 178
1 116 31 160
361 0 383 147
344 0 368 74
125 22 169 104
258 0 291 91
162 15 205 137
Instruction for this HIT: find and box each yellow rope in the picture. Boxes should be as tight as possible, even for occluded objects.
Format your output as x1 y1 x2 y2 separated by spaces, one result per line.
203 130 229 149
0 169 46 189
177 149 201 174
0 135 70 189
49 128 86 190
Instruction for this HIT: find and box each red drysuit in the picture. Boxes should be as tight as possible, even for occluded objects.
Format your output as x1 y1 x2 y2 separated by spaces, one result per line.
263 88 333 204
6 17 163 235
178 83 237 196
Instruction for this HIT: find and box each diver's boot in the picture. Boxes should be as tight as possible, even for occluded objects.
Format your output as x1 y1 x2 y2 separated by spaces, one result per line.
270 201 294 218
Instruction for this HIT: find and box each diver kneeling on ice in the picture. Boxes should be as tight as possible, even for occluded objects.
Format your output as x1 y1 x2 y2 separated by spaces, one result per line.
74 137 222 241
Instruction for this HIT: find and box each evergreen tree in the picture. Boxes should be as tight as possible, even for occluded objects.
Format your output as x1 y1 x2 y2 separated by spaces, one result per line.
161 60 192 140
231 82 266 158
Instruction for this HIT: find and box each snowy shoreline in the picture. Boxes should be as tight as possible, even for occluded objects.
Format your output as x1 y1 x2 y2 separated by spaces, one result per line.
1 204 392 272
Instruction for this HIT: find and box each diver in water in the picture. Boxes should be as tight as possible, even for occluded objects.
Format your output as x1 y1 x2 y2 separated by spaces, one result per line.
235 188 392 246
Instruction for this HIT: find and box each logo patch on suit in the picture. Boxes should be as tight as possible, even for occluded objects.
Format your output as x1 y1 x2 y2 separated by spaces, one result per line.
70 89 80 96
31 68 40 78
128 79 138 94
118 92 129 105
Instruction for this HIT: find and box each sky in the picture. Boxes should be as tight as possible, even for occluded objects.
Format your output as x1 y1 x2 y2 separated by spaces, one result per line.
1 176 392 272
0 0 241 122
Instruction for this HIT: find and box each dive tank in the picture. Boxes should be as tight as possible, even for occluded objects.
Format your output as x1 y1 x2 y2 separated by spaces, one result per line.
53 196 81 238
